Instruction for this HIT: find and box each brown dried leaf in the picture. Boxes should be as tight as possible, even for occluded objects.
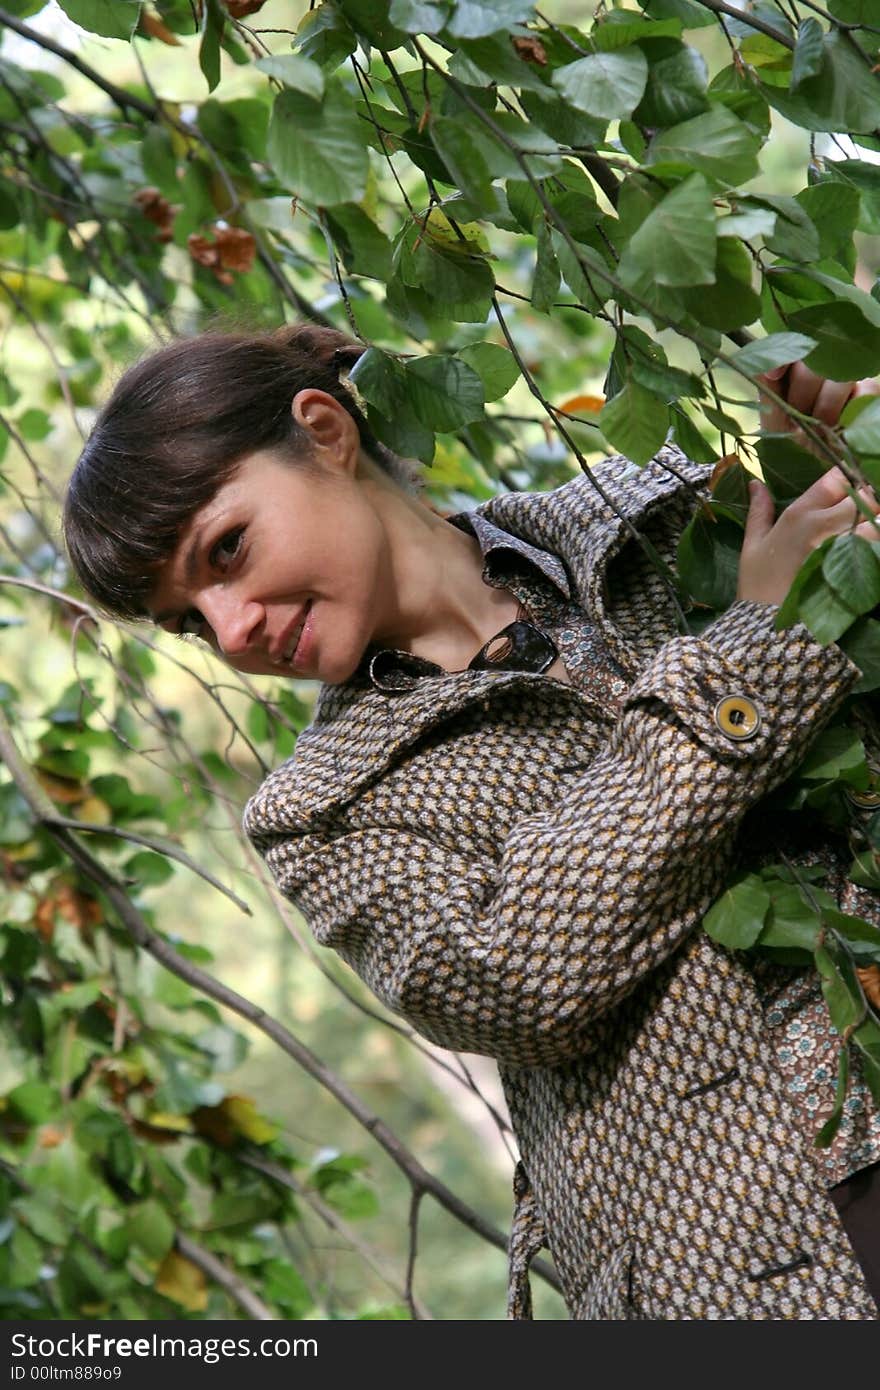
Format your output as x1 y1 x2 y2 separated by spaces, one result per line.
857 963 880 1012
139 11 181 44
36 770 85 805
709 453 742 493
558 393 605 416
215 225 256 273
34 897 56 943
225 0 267 16
133 187 177 244
511 35 548 66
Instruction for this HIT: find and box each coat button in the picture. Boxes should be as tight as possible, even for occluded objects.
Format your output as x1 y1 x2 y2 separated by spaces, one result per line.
846 786 880 809
713 694 761 741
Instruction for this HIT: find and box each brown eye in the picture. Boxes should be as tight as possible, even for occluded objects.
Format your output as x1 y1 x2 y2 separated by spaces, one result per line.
210 527 244 571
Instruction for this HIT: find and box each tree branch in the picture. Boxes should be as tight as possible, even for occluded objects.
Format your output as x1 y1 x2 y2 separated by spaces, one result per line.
174 1232 275 1320
0 8 157 118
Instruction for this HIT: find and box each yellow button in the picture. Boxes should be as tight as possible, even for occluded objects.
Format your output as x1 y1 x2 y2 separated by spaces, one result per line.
713 694 761 741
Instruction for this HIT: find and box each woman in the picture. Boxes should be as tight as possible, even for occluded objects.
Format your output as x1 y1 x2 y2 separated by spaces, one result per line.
63 324 880 1319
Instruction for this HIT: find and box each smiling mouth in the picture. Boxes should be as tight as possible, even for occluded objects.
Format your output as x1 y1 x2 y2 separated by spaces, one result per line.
274 602 311 666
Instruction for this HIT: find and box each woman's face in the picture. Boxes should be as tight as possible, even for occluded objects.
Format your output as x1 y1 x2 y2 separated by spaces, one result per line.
149 397 393 684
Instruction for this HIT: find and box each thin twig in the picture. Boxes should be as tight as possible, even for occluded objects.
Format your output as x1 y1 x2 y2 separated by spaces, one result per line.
173 1233 275 1320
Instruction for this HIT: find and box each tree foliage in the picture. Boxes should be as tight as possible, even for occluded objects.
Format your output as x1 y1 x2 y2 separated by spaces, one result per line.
1 0 880 1317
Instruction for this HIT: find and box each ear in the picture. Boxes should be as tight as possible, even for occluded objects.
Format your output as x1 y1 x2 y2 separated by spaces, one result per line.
291 389 359 472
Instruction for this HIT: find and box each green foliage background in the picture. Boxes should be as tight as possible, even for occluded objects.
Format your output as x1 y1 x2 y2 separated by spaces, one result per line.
1 0 880 1321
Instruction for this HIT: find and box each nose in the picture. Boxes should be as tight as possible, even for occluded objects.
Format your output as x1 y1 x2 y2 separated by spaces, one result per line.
197 589 264 657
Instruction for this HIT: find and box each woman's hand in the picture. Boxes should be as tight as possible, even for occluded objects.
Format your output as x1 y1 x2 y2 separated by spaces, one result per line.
736 362 880 606
755 360 879 443
738 467 880 605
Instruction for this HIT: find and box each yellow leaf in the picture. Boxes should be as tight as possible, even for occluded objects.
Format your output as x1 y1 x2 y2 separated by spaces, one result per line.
423 209 492 258
155 1251 207 1312
144 1112 193 1134
222 1095 279 1145
73 797 112 825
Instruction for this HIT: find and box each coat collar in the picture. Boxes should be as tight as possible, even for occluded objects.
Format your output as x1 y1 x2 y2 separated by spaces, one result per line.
244 448 709 833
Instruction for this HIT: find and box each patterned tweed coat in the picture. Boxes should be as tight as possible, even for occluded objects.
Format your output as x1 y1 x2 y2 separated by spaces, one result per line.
244 448 879 1320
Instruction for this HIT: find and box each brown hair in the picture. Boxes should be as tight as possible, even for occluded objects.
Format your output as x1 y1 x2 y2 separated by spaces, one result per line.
63 323 418 620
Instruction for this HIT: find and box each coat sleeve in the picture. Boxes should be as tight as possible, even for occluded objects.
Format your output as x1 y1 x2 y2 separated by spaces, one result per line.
246 600 859 1069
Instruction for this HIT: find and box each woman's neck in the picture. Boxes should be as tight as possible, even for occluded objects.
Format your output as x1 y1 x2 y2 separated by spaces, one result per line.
364 472 521 671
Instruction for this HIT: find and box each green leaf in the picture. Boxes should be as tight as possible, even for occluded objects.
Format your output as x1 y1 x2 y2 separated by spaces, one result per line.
324 204 392 280
796 567 860 644
788 301 880 381
428 116 494 209
349 348 407 418
758 882 823 956
599 380 669 467
841 616 880 693
552 48 649 121
531 217 561 313
814 1044 849 1148
682 237 760 331
267 84 369 208
646 105 761 185
703 874 771 950
519 90 607 148
198 0 223 94
851 1015 880 1106
404 356 485 431
389 0 451 31
822 533 880 612
670 405 716 463
294 3 358 70
677 508 742 610
445 0 535 39
730 333 818 376
822 909 880 962
791 18 825 92
140 128 179 197
761 31 880 133
816 938 866 1034
457 344 520 401
8 1224 42 1291
7 1081 58 1124
758 194 821 263
552 232 612 313
633 42 709 127
264 1258 314 1317
124 850 175 886
828 0 880 20
756 434 826 505
57 0 142 40
844 397 880 453
619 173 716 290
641 0 717 24
127 1200 175 1262
254 55 325 101
795 724 868 783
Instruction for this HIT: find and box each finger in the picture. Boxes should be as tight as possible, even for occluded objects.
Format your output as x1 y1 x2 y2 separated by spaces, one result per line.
799 465 851 509
851 378 880 400
812 378 856 427
756 366 791 433
784 361 826 415
742 478 776 548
